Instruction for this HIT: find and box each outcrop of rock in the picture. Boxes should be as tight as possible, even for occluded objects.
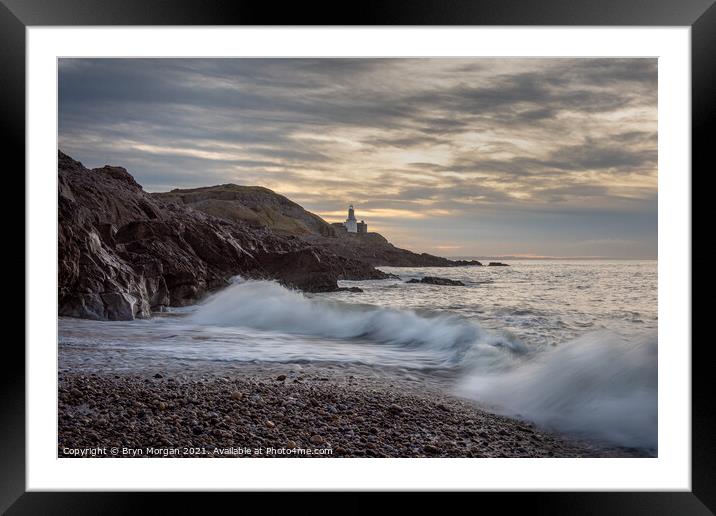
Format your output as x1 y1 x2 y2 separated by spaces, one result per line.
306 232 482 267
59 151 485 320
406 277 466 286
58 151 386 320
155 185 482 268
488 262 509 266
154 184 335 237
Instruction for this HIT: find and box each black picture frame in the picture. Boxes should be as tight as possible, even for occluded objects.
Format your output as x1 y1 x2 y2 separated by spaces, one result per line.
5 0 710 513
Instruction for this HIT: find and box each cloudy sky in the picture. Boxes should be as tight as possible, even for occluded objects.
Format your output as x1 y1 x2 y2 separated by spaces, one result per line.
59 58 657 259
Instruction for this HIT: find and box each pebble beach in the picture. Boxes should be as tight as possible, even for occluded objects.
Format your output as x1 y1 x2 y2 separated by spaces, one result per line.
58 364 643 458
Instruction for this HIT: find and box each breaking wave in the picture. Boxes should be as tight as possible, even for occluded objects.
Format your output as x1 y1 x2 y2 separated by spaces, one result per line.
457 331 658 449
190 280 657 449
190 280 524 361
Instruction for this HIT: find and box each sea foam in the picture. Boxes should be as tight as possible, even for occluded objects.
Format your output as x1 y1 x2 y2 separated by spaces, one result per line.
189 279 515 360
457 331 658 449
191 279 657 449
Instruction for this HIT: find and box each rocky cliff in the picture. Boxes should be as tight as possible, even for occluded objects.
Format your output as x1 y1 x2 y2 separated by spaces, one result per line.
58 151 479 320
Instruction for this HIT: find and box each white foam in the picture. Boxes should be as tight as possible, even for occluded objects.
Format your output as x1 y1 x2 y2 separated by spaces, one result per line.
457 331 658 449
189 280 502 360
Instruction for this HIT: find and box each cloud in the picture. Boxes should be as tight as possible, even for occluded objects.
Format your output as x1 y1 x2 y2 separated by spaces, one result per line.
58 58 657 258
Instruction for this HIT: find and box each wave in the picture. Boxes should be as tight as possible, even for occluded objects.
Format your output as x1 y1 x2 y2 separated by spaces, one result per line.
191 280 656 449
189 279 525 362
457 331 657 450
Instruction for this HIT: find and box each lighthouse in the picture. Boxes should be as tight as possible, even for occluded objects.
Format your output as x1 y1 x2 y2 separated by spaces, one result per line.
344 204 358 233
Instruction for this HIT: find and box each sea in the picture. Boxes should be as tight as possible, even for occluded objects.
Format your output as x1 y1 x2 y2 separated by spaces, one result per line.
59 260 658 452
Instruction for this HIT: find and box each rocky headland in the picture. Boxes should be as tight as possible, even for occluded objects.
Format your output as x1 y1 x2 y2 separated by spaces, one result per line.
58 151 481 320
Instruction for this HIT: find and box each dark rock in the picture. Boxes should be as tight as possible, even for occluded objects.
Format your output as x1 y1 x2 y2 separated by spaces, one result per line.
257 247 386 293
337 287 363 293
388 404 404 414
276 375 287 381
58 150 477 320
424 444 440 454
406 276 465 286
157 182 483 268
488 262 509 266
153 373 163 379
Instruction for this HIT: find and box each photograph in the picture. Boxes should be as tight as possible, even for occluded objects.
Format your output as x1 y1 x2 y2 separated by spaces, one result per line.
56 57 658 459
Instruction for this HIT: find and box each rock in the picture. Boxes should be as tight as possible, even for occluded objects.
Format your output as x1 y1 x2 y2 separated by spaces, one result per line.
406 276 465 286
153 373 163 379
337 286 364 293
157 401 167 411
101 292 144 320
265 420 275 428
276 375 287 381
286 440 297 449
191 426 204 435
257 247 385 293
451 259 482 266
309 434 324 445
488 262 509 266
388 403 404 414
424 444 440 454
58 150 481 320
230 391 243 400
58 293 106 320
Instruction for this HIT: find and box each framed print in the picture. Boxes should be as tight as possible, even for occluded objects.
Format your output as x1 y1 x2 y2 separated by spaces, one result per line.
5 0 712 512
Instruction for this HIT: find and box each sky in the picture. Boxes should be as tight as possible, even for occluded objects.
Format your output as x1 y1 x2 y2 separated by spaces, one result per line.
58 58 657 259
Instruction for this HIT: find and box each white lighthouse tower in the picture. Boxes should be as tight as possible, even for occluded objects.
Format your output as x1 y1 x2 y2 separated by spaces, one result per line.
344 204 358 233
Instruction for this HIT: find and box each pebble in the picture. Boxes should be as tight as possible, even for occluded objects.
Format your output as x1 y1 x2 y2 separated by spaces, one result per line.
276 375 287 381
57 370 631 459
153 373 163 379
388 403 404 414
424 444 440 454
